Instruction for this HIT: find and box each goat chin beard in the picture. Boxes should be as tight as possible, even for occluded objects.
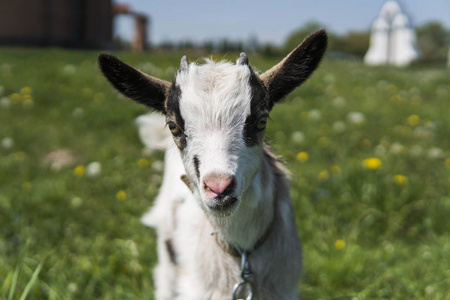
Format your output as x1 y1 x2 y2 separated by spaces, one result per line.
201 195 241 218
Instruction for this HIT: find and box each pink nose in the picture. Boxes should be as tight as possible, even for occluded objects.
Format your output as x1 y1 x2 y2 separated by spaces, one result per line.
203 174 236 198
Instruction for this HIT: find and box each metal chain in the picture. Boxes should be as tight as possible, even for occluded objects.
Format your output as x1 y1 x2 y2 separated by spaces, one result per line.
232 251 253 300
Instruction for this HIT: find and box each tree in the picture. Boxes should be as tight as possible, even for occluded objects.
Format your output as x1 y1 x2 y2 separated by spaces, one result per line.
417 21 449 62
338 31 370 57
284 21 330 54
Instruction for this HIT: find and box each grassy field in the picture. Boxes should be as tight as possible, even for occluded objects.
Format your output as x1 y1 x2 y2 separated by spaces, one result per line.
0 47 449 299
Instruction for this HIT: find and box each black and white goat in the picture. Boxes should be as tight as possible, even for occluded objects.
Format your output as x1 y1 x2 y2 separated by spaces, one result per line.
98 29 327 300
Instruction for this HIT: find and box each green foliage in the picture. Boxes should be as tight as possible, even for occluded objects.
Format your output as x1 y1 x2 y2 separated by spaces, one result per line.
284 22 370 58
417 21 450 63
1 48 450 299
284 22 329 55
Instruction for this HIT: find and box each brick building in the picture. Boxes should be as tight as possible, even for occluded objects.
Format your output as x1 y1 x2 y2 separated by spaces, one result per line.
0 0 113 48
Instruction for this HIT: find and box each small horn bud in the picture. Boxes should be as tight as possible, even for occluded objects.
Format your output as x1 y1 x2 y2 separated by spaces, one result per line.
237 52 248 65
180 55 189 72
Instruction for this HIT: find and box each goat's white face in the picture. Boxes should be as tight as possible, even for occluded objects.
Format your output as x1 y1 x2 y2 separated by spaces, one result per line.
98 29 328 217
167 61 268 216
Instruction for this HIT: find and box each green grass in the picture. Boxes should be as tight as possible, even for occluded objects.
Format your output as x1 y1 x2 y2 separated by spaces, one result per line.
0 47 449 299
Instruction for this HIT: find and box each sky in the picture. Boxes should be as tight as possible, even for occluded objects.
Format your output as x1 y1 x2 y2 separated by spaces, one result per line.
113 0 450 45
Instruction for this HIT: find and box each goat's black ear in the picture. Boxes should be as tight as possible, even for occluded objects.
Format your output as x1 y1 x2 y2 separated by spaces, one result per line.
260 29 327 109
98 53 171 113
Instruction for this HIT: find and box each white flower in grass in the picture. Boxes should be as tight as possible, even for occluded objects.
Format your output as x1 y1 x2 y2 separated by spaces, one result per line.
428 147 443 159
347 112 366 125
390 142 405 154
152 160 164 172
72 107 84 117
67 283 78 293
139 62 160 75
71 197 83 208
332 121 346 133
126 240 139 257
422 251 432 261
309 109 322 121
425 285 435 295
63 64 76 75
410 87 421 95
1 64 11 72
409 145 423 157
323 73 335 84
150 174 162 183
165 66 176 78
86 162 101 177
375 145 387 156
141 147 154 157
291 131 305 144
377 80 387 89
0 97 10 108
1 137 13 150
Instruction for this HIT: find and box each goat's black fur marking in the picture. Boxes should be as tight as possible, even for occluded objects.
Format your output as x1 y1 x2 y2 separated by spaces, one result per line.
165 239 177 265
166 82 187 149
262 29 328 110
97 53 168 113
243 68 269 147
167 83 185 131
193 155 200 180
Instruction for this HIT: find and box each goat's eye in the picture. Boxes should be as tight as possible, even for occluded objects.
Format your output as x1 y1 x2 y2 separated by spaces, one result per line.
168 121 181 136
256 116 268 130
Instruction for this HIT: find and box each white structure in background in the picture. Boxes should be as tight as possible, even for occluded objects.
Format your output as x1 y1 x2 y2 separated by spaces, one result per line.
365 0 420 66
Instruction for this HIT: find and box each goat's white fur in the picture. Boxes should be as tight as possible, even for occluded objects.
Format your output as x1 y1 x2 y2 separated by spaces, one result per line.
139 61 301 300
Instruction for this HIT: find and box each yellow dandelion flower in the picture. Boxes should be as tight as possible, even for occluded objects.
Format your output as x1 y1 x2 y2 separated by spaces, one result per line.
318 136 329 146
23 98 34 107
386 84 398 94
22 182 32 191
14 151 26 161
445 158 450 168
318 170 330 181
300 111 309 121
410 96 421 107
20 86 32 95
400 126 412 136
335 239 346 250
116 190 127 201
362 158 382 170
73 165 85 177
9 93 21 103
331 165 341 174
325 84 337 96
352 86 365 97
94 92 105 102
379 140 390 148
299 178 309 187
393 175 408 186
407 114 420 126
360 139 371 149
138 158 150 168
296 151 309 163
82 88 93 97
389 94 404 104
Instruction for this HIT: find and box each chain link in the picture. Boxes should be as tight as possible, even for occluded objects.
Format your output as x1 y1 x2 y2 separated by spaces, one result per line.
232 251 253 300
